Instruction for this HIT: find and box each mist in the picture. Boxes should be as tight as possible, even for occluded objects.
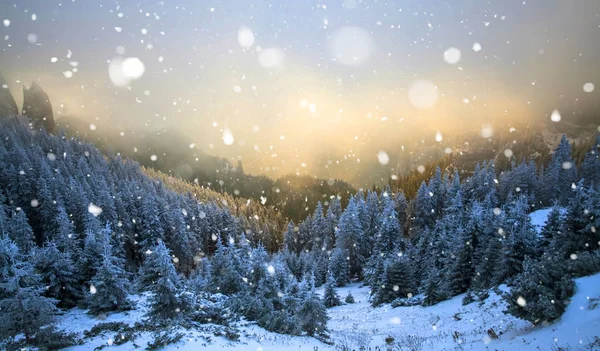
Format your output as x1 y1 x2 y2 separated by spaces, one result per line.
1 0 599 186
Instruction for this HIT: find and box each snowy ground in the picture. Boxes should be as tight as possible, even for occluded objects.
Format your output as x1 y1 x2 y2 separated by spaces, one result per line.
61 272 600 351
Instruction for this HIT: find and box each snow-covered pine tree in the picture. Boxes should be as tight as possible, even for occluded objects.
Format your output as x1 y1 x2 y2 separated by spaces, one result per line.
32 241 81 307
345 291 355 304
581 134 600 187
138 194 164 256
324 197 342 250
328 247 349 286
0 235 59 344
310 202 327 251
539 205 564 250
504 254 574 325
372 253 414 306
296 292 328 337
7 209 35 254
86 226 131 314
445 200 480 296
311 248 330 287
210 238 246 295
334 196 365 281
322 274 341 308
366 195 408 300
283 220 299 254
429 166 447 219
357 190 379 265
542 135 578 205
411 181 435 240
53 205 80 255
140 241 191 321
422 266 446 306
494 196 538 283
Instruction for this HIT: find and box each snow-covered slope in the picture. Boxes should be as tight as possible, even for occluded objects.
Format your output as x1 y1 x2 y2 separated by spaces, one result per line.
530 208 555 234
62 272 600 351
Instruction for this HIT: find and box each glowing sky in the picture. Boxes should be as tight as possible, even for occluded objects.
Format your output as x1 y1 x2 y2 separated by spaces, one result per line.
1 0 599 182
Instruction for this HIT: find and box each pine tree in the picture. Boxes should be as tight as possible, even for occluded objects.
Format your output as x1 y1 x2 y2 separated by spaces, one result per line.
581 134 600 187
85 225 131 314
334 197 365 281
54 205 80 255
310 202 327 251
322 274 341 308
311 249 330 287
429 167 447 218
328 247 349 286
411 181 435 239
422 266 446 306
366 196 408 298
283 221 299 254
372 254 414 306
542 135 578 205
504 254 574 326
7 209 35 254
140 241 191 321
32 241 81 307
495 196 538 283
324 197 342 250
296 292 328 337
0 235 59 344
138 194 164 254
539 205 564 250
344 292 355 304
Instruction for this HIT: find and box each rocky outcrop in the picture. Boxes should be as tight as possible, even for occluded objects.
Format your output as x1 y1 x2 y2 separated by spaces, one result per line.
0 73 19 117
22 81 55 132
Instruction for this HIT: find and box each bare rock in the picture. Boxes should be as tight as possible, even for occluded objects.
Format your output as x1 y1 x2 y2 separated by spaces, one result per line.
0 72 19 117
22 81 55 132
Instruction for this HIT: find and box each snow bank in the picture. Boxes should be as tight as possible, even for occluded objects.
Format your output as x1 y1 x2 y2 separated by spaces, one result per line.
62 273 600 350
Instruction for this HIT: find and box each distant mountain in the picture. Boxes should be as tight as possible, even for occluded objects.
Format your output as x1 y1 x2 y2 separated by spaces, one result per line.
56 116 355 221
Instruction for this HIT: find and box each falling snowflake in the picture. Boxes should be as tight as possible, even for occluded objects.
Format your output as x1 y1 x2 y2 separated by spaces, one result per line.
408 80 438 109
443 47 461 64
223 128 235 145
550 109 561 122
238 26 255 48
88 203 103 217
377 151 389 165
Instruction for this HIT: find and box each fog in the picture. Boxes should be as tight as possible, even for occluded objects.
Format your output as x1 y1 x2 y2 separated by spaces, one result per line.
1 0 599 185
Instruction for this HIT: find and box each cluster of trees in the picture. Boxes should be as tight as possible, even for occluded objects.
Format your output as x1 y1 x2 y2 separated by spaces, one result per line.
58 116 355 223
0 120 331 347
279 134 600 324
1 116 599 348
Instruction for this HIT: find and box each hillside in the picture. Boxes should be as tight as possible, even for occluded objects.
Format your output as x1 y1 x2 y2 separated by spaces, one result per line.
57 270 600 351
56 116 355 222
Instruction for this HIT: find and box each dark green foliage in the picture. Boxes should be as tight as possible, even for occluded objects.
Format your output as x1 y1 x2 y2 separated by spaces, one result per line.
566 250 600 277
423 266 446 306
334 196 365 281
146 329 185 350
31 326 80 351
0 236 60 345
139 241 191 321
323 275 342 308
83 322 130 338
372 254 414 306
328 248 349 287
85 227 131 315
258 310 299 335
296 293 328 336
344 292 355 304
504 255 575 325
32 241 82 307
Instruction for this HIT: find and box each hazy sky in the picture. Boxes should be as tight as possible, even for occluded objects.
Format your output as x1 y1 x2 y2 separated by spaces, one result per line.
1 0 599 182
